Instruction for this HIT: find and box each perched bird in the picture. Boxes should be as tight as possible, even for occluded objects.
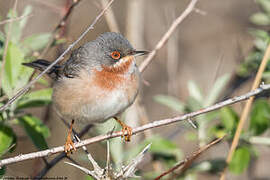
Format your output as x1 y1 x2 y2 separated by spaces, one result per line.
23 32 148 153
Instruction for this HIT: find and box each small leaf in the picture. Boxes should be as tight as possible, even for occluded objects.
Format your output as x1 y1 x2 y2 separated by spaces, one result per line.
0 166 6 178
146 135 182 160
188 80 203 103
5 10 21 43
4 6 32 43
17 88 52 109
153 95 184 112
205 74 230 106
0 124 15 157
2 42 25 97
85 176 94 180
220 107 239 132
250 99 270 135
229 146 250 174
19 115 50 150
19 6 32 30
250 12 270 25
22 33 51 55
258 0 270 15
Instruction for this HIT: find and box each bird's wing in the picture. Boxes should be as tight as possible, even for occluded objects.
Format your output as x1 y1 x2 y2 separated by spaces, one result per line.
63 46 89 78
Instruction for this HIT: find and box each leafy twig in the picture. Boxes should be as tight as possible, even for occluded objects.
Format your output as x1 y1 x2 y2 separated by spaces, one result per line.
0 0 115 112
1 84 270 167
0 13 32 25
220 43 270 180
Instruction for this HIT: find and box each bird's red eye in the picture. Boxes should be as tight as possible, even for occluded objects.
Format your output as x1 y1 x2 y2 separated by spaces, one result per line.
111 51 121 60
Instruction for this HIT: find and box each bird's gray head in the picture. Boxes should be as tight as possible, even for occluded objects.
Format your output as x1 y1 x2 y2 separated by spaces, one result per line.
82 32 148 69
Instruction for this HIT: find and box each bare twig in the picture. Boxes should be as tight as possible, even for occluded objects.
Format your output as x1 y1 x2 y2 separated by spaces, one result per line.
34 124 92 178
0 14 32 25
0 0 115 112
220 43 270 180
155 136 225 180
40 0 84 57
139 0 198 73
101 0 119 32
1 84 270 167
0 0 18 89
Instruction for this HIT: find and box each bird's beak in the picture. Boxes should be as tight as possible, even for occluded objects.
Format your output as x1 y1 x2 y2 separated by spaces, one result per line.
131 50 149 57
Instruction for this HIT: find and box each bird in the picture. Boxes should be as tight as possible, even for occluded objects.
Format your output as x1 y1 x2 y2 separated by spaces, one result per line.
23 32 149 153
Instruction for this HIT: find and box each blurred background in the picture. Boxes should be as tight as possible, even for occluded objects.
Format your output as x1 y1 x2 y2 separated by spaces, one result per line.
1 0 270 179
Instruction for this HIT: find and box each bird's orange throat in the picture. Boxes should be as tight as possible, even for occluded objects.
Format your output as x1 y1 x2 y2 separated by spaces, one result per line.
93 56 136 90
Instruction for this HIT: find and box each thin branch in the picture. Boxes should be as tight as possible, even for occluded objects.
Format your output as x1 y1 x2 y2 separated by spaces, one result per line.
0 0 115 112
34 124 92 178
1 84 270 167
101 0 119 32
155 136 225 180
0 14 33 25
139 0 198 73
220 43 270 180
40 0 84 57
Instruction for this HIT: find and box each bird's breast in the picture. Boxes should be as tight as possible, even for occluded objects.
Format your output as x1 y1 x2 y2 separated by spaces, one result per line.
52 60 140 124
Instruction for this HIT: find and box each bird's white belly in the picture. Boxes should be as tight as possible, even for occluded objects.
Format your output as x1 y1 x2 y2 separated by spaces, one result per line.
81 89 131 123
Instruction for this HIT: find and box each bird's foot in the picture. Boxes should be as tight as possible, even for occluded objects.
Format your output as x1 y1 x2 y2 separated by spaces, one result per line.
114 117 132 142
64 120 76 154
121 124 132 141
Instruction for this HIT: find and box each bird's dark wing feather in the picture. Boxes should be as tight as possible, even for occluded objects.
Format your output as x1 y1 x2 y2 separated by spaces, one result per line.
63 46 89 78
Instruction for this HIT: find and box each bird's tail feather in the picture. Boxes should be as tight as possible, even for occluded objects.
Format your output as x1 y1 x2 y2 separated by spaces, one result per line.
22 59 62 79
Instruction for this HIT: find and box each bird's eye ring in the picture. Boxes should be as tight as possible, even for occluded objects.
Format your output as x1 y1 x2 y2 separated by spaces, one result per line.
111 51 121 60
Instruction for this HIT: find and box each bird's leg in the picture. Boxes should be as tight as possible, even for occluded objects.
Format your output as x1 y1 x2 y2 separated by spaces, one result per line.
114 117 132 141
64 119 76 154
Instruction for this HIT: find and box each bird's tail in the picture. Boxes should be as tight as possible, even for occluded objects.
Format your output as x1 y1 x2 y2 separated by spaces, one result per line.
22 59 62 79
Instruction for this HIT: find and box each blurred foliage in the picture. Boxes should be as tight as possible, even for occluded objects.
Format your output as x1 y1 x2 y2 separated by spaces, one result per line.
1 1 270 180
152 1 270 176
0 5 52 168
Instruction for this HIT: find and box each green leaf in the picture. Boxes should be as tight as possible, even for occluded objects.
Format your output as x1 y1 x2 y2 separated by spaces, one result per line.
0 166 6 178
4 6 32 44
19 115 50 150
18 6 32 30
187 96 202 112
125 135 182 166
2 42 25 97
188 80 203 103
220 107 238 132
205 74 230 106
258 0 270 15
146 135 182 161
22 33 51 55
250 12 270 25
17 88 52 109
153 95 184 112
229 146 250 174
250 99 270 135
249 29 270 41
5 10 20 43
0 124 15 157
85 176 94 180
15 62 34 90
0 31 5 42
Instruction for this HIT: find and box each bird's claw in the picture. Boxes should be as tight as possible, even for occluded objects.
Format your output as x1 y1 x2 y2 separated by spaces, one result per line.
64 133 76 154
121 124 132 142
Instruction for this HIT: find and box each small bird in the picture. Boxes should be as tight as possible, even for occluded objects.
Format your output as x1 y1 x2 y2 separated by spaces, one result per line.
23 32 148 153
